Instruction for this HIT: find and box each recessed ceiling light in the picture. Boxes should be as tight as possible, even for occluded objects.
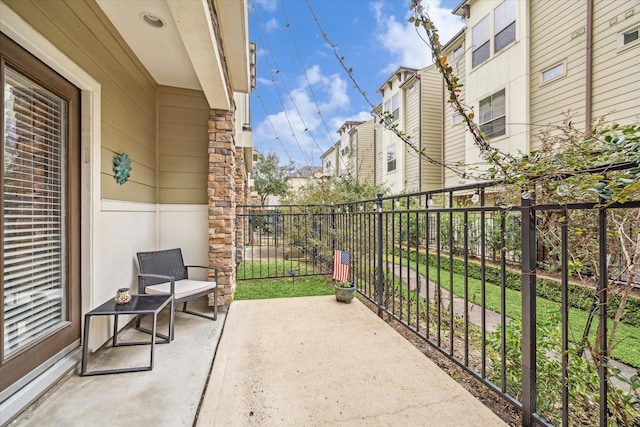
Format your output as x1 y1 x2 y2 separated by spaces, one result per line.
140 12 165 28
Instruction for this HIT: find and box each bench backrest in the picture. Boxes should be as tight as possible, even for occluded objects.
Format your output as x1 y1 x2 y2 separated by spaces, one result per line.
137 248 188 287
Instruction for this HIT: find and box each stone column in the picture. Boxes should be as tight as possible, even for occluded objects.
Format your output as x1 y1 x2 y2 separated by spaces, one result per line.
235 148 246 266
207 108 236 306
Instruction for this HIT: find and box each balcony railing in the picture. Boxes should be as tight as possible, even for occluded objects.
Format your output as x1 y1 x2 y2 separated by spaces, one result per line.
237 180 640 426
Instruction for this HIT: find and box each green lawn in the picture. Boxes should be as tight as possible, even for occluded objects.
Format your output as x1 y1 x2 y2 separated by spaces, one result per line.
395 257 640 368
235 261 334 300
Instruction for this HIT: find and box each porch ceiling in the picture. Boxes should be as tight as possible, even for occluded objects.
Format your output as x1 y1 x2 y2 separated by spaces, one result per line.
96 0 249 110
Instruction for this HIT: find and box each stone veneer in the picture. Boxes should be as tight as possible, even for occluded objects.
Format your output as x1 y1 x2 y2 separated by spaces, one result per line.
207 108 238 306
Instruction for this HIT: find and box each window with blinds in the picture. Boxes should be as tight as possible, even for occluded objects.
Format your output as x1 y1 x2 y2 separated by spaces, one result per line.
3 66 67 357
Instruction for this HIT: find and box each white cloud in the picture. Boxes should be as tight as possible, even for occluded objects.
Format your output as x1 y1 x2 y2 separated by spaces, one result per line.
253 0 277 13
264 17 279 32
257 77 273 86
371 0 464 74
254 66 357 167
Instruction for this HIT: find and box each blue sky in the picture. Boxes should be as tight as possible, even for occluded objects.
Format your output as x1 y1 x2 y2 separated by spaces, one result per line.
249 0 464 169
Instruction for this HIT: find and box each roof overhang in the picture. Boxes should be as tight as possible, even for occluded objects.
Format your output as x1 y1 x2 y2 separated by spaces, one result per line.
96 0 249 110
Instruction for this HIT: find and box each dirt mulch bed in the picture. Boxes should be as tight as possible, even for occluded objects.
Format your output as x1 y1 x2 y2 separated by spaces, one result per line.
359 296 521 426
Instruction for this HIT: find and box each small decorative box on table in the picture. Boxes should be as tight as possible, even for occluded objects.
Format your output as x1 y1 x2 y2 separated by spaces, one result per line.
81 294 174 376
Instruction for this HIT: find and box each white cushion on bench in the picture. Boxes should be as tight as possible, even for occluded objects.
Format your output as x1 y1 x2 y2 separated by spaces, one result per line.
145 279 217 300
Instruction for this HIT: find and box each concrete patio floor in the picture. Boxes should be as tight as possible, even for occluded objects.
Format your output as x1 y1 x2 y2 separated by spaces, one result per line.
197 296 506 426
10 295 506 426
10 298 224 426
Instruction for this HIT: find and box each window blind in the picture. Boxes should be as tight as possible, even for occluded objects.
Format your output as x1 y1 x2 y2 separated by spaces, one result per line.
3 66 67 357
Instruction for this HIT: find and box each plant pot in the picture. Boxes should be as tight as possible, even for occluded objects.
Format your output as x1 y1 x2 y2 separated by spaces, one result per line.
334 284 356 303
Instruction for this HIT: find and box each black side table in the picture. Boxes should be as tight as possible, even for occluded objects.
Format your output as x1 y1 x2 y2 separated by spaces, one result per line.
81 294 174 376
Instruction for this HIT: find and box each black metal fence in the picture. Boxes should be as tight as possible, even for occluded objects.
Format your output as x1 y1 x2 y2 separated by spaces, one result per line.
236 204 334 280
236 183 640 426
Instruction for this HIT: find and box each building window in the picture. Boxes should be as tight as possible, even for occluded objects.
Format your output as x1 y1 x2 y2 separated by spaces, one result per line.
542 63 564 83
479 89 506 139
452 44 464 59
407 84 416 94
472 15 490 67
1 32 81 385
387 144 397 172
340 146 349 156
385 93 400 122
623 26 639 45
494 1 516 53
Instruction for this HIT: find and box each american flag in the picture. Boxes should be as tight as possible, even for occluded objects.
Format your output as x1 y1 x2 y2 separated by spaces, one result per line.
332 250 350 282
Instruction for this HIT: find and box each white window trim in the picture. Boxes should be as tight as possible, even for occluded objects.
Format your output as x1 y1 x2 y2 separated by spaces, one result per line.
620 25 640 52
386 144 397 173
478 89 507 140
452 44 464 59
472 15 491 68
540 60 567 86
494 0 516 54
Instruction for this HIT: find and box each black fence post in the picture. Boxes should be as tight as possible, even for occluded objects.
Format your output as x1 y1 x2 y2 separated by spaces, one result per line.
598 204 608 427
521 193 537 427
331 203 336 253
376 193 384 318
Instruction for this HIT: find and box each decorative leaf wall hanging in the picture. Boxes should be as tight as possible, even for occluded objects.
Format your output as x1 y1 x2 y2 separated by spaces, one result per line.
113 153 132 185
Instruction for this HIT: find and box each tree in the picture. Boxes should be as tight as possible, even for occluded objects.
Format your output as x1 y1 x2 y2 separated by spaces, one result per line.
252 152 294 206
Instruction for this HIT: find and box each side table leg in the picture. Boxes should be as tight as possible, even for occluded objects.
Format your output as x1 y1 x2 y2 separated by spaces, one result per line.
81 315 91 375
112 314 119 346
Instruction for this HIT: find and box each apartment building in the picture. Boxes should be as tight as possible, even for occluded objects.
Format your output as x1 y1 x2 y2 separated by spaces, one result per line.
321 120 370 180
443 0 640 188
321 0 639 196
441 29 468 189
374 67 418 194
321 144 338 178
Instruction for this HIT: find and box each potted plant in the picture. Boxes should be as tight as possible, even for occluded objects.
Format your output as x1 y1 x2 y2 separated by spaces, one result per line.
334 281 356 303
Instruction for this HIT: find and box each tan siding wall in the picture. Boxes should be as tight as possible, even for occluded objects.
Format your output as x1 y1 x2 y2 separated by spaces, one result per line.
355 120 375 183
529 0 588 147
592 1 640 124
5 0 158 202
442 37 466 189
404 80 421 192
420 66 443 191
374 127 383 185
158 86 209 204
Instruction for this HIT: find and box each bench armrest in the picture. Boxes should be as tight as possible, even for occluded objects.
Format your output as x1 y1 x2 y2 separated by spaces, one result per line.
138 273 175 294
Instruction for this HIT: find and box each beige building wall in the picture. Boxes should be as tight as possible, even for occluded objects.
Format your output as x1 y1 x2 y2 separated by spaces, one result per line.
529 0 588 144
403 76 421 192
530 0 639 152
158 86 209 204
373 105 384 185
377 68 416 194
442 32 467 189
591 1 640 124
321 144 338 177
463 0 530 175
419 65 444 192
353 120 375 183
336 121 362 178
3 0 159 203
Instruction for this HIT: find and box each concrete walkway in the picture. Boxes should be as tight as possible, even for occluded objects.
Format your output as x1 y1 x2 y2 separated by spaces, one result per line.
390 263 506 332
196 296 506 426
